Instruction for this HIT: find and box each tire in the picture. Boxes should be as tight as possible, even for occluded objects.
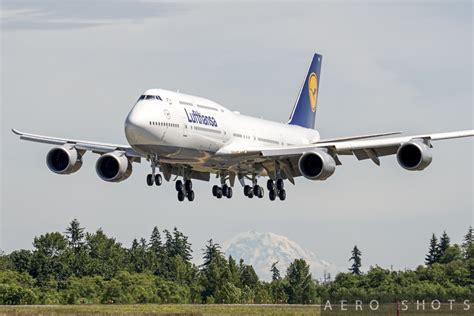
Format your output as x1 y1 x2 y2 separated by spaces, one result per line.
222 184 229 196
212 185 219 197
216 189 223 199
177 190 185 201
248 191 254 199
244 185 252 196
175 180 183 191
155 174 162 186
226 187 233 199
276 179 284 191
267 179 274 191
253 185 260 196
185 179 192 191
278 189 286 201
257 187 264 198
147 174 153 186
269 189 276 201
187 190 195 201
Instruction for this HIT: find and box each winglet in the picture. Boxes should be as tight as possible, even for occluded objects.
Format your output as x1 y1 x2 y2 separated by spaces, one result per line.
11 128 22 136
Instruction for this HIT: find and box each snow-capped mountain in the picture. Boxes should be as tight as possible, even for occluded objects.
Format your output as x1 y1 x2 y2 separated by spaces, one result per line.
222 231 339 281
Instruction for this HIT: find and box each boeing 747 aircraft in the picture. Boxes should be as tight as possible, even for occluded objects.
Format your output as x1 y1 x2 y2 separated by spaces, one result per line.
13 54 474 201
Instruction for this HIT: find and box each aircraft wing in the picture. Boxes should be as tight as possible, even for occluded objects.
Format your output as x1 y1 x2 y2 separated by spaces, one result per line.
11 129 142 160
215 130 473 182
259 130 474 164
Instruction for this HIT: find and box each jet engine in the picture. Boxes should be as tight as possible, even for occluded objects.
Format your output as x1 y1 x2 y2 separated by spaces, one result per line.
46 145 83 175
95 151 132 182
396 140 432 171
298 150 336 180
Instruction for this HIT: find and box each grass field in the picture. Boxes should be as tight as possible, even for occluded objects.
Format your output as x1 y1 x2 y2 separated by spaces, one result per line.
0 304 470 315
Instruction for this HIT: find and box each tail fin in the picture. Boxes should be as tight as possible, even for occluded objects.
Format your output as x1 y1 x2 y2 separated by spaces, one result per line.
288 53 322 129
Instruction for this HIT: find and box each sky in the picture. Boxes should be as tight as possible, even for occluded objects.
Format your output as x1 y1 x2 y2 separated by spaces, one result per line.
1 0 472 274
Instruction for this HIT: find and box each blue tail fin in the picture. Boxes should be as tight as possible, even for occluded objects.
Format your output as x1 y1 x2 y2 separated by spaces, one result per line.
288 53 322 129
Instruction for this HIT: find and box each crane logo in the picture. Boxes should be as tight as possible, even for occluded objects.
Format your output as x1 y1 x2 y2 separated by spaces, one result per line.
308 72 318 112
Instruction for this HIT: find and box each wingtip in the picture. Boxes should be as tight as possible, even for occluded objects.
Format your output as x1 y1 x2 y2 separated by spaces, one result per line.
11 128 22 135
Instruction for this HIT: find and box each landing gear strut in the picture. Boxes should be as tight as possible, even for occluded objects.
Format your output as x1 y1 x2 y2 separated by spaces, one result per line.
176 179 195 202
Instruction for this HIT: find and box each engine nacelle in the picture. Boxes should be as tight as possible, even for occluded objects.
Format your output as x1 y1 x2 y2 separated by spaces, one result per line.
396 140 432 171
298 150 336 181
46 145 83 175
95 151 132 182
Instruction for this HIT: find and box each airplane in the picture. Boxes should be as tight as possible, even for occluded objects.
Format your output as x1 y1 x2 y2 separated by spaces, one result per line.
12 53 474 202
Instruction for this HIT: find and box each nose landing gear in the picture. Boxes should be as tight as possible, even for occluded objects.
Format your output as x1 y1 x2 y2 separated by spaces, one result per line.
147 160 163 187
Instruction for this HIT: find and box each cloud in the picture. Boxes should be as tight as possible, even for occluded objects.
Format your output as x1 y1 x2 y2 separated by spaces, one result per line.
1 0 187 30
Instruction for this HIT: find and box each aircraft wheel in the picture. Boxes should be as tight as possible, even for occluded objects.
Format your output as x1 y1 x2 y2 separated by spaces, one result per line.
226 187 233 199
185 179 193 191
248 191 254 199
244 185 252 196
177 190 185 202
267 179 275 191
212 185 219 197
155 174 162 186
216 188 223 199
175 180 183 191
257 187 264 198
269 189 276 201
147 174 154 186
253 185 260 196
278 189 286 201
222 184 229 196
276 179 284 191
187 190 195 201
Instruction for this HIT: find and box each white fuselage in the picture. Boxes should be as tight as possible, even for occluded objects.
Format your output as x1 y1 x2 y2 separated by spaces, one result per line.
124 89 320 173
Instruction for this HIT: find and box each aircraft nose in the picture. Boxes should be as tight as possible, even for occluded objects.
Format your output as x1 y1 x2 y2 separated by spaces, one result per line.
124 105 148 145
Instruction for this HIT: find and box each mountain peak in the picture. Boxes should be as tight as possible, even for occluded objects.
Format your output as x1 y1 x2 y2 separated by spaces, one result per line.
222 231 338 281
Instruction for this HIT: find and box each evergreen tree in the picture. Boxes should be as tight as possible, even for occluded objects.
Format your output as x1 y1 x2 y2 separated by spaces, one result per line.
425 233 439 266
349 245 362 275
149 227 162 256
228 256 240 286
462 226 473 259
64 219 85 250
271 261 281 281
285 259 315 304
438 231 450 261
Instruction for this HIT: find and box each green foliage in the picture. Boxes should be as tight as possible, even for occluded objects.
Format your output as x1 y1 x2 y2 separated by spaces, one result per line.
1 220 473 305
285 259 316 304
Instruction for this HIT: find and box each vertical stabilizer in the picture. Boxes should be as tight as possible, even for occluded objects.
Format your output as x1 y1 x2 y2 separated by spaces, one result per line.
288 53 322 129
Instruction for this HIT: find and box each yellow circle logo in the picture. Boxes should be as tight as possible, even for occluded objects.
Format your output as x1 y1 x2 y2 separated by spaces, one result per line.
308 72 318 112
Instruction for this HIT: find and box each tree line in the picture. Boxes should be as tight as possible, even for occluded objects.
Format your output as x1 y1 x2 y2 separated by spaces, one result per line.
0 220 472 305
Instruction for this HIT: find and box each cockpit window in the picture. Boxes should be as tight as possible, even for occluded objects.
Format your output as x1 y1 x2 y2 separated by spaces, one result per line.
139 95 163 101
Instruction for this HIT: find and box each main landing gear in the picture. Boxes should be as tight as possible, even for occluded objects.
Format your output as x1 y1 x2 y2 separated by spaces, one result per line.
176 179 195 202
212 184 233 199
243 184 264 199
267 178 286 201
